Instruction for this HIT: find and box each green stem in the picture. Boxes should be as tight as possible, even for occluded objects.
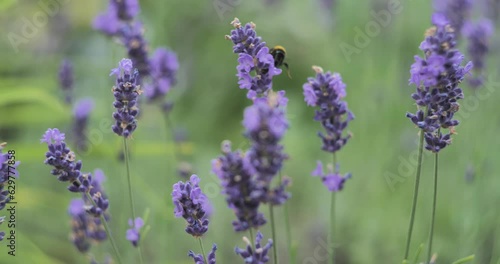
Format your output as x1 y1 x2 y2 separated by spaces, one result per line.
330 153 337 264
198 237 207 263
279 171 294 264
404 129 425 260
85 193 123 264
270 205 278 263
427 152 439 263
249 228 255 247
123 137 144 264
163 112 181 164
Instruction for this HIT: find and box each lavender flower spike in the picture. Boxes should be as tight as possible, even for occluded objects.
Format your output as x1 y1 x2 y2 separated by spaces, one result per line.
145 47 179 102
243 91 290 205
93 0 140 36
172 175 211 237
68 198 107 253
226 18 281 99
433 0 472 36
406 13 472 152
58 59 74 104
126 217 144 247
235 231 273 264
188 244 217 264
462 19 494 88
212 141 266 232
110 58 142 138
0 143 19 212
73 98 94 153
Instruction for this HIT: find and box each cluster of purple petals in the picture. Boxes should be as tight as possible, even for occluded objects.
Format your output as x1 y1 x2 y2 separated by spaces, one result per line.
145 48 179 101
122 23 151 78
93 0 139 36
58 59 74 104
0 143 19 241
433 0 472 36
73 98 94 153
42 129 110 216
126 217 144 247
243 91 290 205
110 59 142 138
188 244 217 264
312 161 351 192
172 175 211 237
68 198 107 252
303 66 354 154
235 231 273 263
226 18 281 99
406 14 472 153
211 141 266 232
462 20 494 88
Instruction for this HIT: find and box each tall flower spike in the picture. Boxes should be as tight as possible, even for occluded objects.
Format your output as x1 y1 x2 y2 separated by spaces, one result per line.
73 98 95 153
462 19 494 88
226 18 281 99
145 47 179 102
235 231 273 264
406 13 472 152
110 58 142 138
58 59 74 104
212 141 266 232
433 0 472 36
188 244 217 264
172 175 211 237
243 91 290 205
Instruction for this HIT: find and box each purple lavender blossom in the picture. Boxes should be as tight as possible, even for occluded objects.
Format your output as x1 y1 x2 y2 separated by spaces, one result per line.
73 98 95 153
312 161 351 192
0 231 4 242
303 66 354 154
0 217 4 242
68 198 107 253
0 143 19 211
122 22 150 78
433 0 472 36
145 47 179 101
93 0 139 36
235 231 273 263
172 175 211 237
126 217 144 247
59 59 74 104
212 141 266 232
188 244 217 264
243 91 290 205
110 59 142 138
226 18 281 98
462 19 494 88
406 13 472 152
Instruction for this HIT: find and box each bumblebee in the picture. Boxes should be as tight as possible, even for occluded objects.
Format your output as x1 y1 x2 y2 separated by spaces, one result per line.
270 45 292 79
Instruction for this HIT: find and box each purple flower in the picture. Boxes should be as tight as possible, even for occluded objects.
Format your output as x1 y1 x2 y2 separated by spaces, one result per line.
145 47 179 101
226 18 281 98
111 59 142 138
243 91 290 205
68 198 108 253
303 66 354 154
59 59 74 104
463 19 494 88
172 175 211 237
0 143 19 211
235 231 273 264
312 161 351 192
406 14 472 152
433 0 472 35
212 141 266 232
122 22 150 78
126 217 144 247
93 0 139 36
188 244 217 264
73 98 94 153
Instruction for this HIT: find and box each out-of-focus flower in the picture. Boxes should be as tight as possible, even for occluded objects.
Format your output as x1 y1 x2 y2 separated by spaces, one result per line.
68 198 107 253
93 0 139 36
0 143 19 211
433 0 472 36
126 217 144 247
312 161 351 192
145 47 179 101
188 244 217 264
462 19 494 88
59 59 74 104
73 98 95 153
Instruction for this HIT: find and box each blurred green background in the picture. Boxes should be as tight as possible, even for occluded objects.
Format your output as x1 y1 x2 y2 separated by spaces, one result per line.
1 0 500 263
